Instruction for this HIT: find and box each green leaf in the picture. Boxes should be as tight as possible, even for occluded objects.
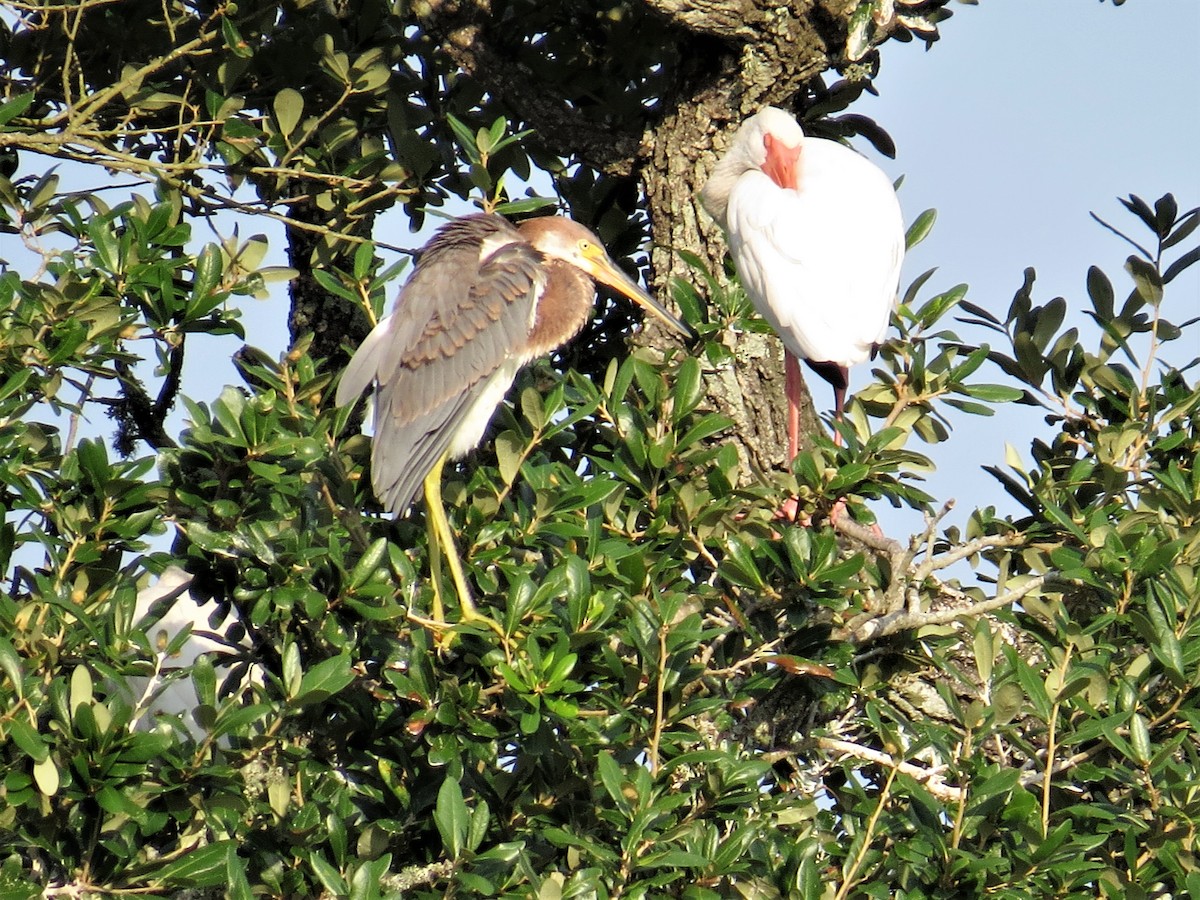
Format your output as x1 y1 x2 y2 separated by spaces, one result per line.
32 757 59 797
1030 296 1066 351
915 283 968 328
468 799 490 853
671 356 703 424
1128 712 1151 766
446 114 481 164
596 751 629 812
96 785 147 821
308 852 347 897
157 842 240 888
961 384 1025 403
283 642 302 699
0 368 32 404
974 620 994 685
521 385 546 430
494 430 524 486
89 215 120 272
0 92 34 128
1125 256 1163 305
349 538 388 591
676 413 732 452
273 88 304 138
553 478 619 515
220 17 252 58
1163 245 1200 284
905 208 936 250
70 665 94 717
991 682 1024 727
353 240 376 281
845 0 873 61
0 636 24 697
190 244 224 314
434 777 468 858
493 196 558 216
1086 266 1115 321
292 653 355 707
6 717 47 763
721 535 765 589
313 268 359 303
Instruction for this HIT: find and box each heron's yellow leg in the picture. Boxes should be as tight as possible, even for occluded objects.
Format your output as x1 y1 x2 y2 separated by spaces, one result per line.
425 482 447 628
415 455 507 647
423 455 477 619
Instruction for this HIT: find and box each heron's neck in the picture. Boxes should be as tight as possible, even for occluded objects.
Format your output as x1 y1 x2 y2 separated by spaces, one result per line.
526 260 593 358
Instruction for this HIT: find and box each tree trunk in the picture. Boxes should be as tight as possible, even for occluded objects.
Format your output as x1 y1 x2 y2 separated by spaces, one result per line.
284 194 373 370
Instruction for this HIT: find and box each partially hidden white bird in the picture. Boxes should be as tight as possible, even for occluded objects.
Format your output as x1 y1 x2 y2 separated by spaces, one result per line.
700 106 905 458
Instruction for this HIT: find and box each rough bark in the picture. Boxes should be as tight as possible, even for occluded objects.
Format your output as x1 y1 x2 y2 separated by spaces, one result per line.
284 194 373 370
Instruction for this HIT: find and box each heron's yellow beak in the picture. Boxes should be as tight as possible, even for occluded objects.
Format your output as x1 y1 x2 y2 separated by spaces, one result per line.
585 253 691 338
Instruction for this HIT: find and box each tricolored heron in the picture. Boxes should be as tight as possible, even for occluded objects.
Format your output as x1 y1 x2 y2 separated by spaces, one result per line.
336 213 688 636
701 106 905 458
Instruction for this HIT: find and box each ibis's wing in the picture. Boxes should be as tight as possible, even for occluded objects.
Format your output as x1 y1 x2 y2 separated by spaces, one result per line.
339 214 546 515
726 140 904 366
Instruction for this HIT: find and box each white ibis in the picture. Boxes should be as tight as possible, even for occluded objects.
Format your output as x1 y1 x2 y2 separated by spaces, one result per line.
700 106 904 458
337 213 688 637
127 567 262 739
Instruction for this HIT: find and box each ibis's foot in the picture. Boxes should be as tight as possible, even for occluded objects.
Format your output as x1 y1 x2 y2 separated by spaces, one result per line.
774 495 812 527
828 498 883 538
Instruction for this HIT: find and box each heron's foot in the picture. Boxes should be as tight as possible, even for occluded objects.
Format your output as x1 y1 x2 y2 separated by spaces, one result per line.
408 604 511 658
406 609 455 649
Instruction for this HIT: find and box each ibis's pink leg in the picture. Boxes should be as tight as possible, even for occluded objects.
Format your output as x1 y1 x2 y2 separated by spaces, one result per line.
784 351 803 462
776 352 805 523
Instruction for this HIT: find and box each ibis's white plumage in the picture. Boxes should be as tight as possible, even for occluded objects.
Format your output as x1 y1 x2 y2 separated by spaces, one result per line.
701 107 904 448
721 139 902 367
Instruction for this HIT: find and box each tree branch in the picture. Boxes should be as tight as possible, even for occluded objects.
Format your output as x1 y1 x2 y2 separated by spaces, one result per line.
641 0 765 39
849 575 1051 644
814 736 965 803
420 0 643 175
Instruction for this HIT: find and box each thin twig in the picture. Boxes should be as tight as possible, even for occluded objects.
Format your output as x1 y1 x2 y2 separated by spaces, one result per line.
911 531 1025 581
1019 746 1104 791
834 762 899 900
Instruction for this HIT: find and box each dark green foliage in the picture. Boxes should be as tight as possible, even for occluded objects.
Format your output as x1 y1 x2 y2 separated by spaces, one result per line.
4 154 1199 894
2 1 1199 896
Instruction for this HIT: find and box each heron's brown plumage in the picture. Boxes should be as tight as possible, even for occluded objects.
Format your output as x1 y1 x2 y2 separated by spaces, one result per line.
337 212 686 517
525 260 593 357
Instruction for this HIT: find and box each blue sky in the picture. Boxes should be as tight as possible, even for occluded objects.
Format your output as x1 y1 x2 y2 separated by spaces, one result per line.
854 0 1200 534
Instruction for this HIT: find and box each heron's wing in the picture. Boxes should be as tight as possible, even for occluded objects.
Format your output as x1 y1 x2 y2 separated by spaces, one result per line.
372 364 513 515
336 215 524 409
336 315 393 407
726 142 904 366
356 216 546 514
